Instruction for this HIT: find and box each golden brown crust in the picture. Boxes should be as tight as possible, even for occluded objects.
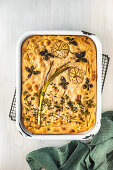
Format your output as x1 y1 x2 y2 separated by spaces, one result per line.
21 35 97 134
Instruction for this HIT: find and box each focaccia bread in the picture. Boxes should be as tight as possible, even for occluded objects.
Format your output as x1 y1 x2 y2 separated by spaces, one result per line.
21 35 97 134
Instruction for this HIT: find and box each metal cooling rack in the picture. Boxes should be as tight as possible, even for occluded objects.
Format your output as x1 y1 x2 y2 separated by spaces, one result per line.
9 54 110 121
102 54 110 91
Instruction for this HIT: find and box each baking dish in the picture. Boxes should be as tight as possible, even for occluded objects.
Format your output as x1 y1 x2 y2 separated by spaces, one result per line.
16 30 102 140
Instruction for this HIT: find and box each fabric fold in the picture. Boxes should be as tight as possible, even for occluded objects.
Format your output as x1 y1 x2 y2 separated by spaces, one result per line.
26 111 113 170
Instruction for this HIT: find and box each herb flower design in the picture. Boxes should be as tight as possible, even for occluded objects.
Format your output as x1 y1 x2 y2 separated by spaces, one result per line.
66 37 77 46
59 76 69 89
25 65 40 78
39 49 54 61
75 51 88 63
83 78 93 91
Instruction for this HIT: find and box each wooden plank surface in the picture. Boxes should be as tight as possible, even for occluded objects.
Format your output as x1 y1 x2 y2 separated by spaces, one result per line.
0 0 113 169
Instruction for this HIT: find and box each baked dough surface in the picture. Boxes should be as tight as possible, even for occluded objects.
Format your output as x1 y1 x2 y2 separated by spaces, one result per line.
21 35 97 134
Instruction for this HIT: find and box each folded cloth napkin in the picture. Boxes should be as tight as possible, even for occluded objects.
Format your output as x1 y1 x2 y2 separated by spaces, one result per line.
26 111 113 170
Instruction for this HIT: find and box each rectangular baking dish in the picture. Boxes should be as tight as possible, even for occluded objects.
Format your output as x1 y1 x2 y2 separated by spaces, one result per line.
16 30 102 140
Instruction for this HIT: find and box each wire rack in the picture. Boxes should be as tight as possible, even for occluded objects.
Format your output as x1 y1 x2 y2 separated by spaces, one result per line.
9 54 110 121
102 54 110 91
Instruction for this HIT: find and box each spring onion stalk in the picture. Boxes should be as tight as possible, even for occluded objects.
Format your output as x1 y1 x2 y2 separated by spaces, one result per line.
37 65 70 128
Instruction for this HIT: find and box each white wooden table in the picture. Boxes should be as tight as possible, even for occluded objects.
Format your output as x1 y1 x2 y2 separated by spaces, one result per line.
0 0 113 169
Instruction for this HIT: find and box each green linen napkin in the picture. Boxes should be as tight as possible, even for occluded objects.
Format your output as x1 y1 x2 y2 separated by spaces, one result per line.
26 111 113 170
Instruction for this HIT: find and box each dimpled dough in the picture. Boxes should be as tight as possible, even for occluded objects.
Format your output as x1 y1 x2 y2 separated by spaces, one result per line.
21 35 97 134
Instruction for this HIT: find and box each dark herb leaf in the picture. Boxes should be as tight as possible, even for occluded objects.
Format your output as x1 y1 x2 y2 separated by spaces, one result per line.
76 59 81 62
25 67 32 73
26 118 30 121
63 85 67 89
28 73 32 78
34 93 38 97
46 53 54 57
66 37 71 41
24 94 30 101
23 91 28 96
65 95 69 100
59 82 63 86
82 58 88 63
90 84 93 88
86 78 89 84
31 97 35 100
31 65 34 71
45 55 49 61
69 41 77 46
67 101 73 107
75 51 86 59
60 97 65 105
32 71 40 75
66 82 69 85
45 49 48 53
61 76 66 82
39 51 45 56
77 99 82 105
59 76 69 89
75 53 81 58
83 84 87 89
80 51 86 58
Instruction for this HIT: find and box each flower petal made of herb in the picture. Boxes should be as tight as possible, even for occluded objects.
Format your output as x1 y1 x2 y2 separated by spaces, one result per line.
63 85 67 89
80 51 86 58
28 73 32 78
83 84 87 89
59 82 63 86
25 67 32 73
31 97 35 100
61 76 66 82
90 84 93 88
75 53 81 58
66 37 71 41
44 49 48 53
82 58 88 63
66 82 69 85
39 51 45 56
76 59 81 62
32 71 40 75
23 91 28 96
34 93 38 97
45 55 49 61
31 65 34 71
71 38 74 41
86 78 89 84
46 53 54 57
69 41 77 46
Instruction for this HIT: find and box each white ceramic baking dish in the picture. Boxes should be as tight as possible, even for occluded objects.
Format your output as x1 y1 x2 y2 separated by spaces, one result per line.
16 30 102 140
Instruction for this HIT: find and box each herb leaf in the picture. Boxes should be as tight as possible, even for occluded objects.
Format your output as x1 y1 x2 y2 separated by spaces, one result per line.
32 71 40 75
25 67 32 73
